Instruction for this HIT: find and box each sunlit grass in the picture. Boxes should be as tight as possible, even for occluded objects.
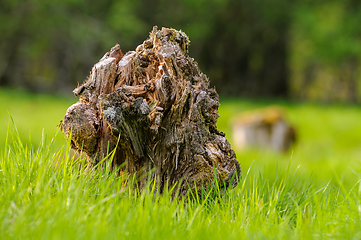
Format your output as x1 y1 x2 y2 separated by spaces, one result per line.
0 88 76 149
1 88 361 239
218 98 361 187
1 125 361 239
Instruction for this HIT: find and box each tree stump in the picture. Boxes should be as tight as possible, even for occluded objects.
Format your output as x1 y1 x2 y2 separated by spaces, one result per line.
232 107 296 152
61 26 241 195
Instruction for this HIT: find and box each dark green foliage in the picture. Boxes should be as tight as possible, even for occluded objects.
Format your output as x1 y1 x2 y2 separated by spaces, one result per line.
1 0 361 101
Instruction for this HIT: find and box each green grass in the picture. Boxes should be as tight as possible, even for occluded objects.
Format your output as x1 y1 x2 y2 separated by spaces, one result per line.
218 99 361 188
1 88 361 239
0 88 76 149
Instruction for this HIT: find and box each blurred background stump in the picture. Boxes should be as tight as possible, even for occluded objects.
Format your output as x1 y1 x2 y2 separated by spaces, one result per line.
232 106 296 152
61 27 241 195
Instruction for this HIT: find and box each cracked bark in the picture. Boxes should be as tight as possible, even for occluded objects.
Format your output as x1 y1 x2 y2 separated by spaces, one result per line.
61 26 241 196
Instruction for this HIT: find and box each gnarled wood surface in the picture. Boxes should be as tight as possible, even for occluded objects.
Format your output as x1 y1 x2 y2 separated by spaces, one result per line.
61 26 241 195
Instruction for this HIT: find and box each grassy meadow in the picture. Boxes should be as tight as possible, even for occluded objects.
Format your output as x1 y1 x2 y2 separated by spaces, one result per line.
1 88 361 239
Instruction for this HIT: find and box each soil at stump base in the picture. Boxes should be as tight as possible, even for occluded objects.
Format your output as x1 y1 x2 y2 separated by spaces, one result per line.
61 26 241 196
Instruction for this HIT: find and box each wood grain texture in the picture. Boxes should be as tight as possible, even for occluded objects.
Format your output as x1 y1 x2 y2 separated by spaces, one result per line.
61 27 241 195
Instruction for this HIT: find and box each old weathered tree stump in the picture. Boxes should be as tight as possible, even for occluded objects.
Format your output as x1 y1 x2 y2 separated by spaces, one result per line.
61 26 241 195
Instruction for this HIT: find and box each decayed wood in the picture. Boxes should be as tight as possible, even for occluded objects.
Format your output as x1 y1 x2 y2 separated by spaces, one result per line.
61 26 241 195
232 107 296 152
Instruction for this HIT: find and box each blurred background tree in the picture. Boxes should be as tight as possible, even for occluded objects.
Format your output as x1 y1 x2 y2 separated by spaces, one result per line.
290 0 361 103
0 0 360 102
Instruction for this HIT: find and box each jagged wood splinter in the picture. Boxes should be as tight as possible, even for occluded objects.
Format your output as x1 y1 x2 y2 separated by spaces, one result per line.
61 26 241 195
